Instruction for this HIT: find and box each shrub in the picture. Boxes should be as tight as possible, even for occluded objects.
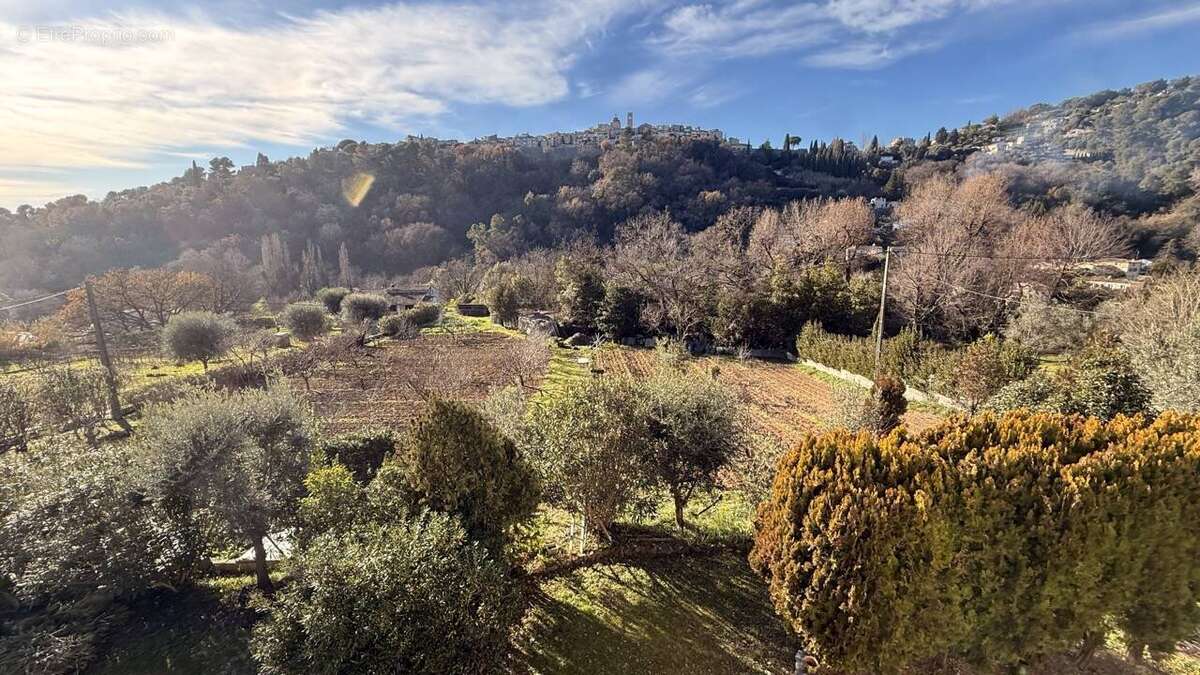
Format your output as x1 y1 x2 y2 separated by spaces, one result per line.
485 276 529 328
986 339 1153 421
950 334 1037 411
0 380 33 452
280 302 328 340
317 428 396 484
0 436 197 607
751 411 1200 672
402 302 441 328
377 313 415 338
251 515 520 675
597 283 644 339
827 376 909 436
296 464 362 548
0 437 202 674
1003 294 1095 355
796 322 948 389
315 287 349 314
523 377 652 539
380 399 539 554
1068 338 1153 419
33 365 110 446
340 293 389 324
642 371 745 528
871 374 907 435
139 387 315 591
161 311 236 370
1116 270 1200 411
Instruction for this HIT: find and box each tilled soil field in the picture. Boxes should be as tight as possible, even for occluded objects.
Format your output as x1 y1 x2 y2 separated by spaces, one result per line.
595 345 945 446
288 331 526 434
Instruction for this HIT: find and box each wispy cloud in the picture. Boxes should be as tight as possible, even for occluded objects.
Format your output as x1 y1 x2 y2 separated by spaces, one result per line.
649 0 1014 68
0 0 636 202
688 83 743 108
1075 2 1200 40
804 39 942 69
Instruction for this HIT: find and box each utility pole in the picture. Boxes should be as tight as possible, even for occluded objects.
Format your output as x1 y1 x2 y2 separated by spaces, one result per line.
873 247 891 377
85 280 132 433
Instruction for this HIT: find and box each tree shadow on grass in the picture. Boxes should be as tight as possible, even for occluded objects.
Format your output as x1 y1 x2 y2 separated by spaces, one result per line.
90 581 258 675
512 553 794 675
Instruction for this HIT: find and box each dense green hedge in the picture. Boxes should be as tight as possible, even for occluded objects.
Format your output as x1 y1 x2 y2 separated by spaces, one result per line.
795 322 955 391
795 323 1034 406
750 411 1200 672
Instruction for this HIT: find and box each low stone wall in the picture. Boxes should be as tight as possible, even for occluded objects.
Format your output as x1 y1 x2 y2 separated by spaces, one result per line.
799 359 964 411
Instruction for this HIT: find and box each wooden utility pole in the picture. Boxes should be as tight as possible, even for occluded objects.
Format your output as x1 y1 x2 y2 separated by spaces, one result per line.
85 280 132 433
873 247 891 377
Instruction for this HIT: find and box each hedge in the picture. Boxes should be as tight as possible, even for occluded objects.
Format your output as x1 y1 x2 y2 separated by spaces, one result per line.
795 322 954 391
750 411 1200 672
794 323 1034 405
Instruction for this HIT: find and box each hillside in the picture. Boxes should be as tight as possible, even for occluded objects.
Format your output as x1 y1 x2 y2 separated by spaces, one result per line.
967 76 1200 214
2 75 1197 305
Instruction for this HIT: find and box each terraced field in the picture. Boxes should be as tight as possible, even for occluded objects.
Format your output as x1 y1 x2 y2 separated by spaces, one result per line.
289 330 531 434
594 345 946 445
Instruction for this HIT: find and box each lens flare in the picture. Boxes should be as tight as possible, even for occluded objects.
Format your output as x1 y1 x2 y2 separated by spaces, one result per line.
341 172 375 207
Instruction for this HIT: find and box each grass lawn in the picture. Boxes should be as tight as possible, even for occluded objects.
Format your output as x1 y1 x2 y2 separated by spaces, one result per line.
512 553 793 675
91 574 274 675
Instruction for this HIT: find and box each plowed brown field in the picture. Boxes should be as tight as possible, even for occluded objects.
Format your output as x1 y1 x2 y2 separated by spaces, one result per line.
289 331 525 434
595 345 945 445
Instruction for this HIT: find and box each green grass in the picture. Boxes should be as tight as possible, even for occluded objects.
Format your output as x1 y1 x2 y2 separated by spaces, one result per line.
424 305 522 337
90 573 281 675
512 553 793 675
534 345 592 404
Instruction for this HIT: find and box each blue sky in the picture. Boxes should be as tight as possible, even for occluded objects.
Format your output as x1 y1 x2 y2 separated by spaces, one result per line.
0 0 1197 208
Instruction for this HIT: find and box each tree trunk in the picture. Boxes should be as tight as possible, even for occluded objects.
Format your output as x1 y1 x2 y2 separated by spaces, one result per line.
252 534 273 594
672 489 687 529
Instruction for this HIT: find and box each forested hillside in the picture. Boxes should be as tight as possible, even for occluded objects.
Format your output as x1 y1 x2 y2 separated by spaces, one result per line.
1 75 1196 304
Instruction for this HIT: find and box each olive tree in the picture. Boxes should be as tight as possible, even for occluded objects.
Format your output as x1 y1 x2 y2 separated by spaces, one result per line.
34 365 110 446
251 515 520 675
315 286 349 314
642 371 745 528
161 310 236 370
523 377 652 541
280 301 329 340
138 388 315 592
340 293 389 324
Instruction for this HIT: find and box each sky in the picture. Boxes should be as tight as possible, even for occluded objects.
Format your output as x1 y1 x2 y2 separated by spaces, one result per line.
0 0 1197 208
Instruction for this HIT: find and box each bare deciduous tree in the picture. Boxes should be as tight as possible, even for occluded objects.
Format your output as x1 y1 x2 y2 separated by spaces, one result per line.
890 174 1022 338
613 212 714 339
1009 203 1128 297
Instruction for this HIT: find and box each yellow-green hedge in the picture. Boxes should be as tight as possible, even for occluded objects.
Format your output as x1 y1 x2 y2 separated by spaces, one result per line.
750 411 1200 672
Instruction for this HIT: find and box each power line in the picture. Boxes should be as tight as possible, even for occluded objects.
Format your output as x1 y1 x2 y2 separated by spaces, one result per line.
898 248 1126 263
930 277 1102 315
0 287 78 313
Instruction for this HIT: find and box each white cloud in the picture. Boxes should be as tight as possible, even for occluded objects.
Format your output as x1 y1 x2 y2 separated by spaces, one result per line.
687 83 743 108
0 0 634 187
649 0 1015 68
804 39 941 69
0 176 84 207
609 67 694 104
1076 2 1200 40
